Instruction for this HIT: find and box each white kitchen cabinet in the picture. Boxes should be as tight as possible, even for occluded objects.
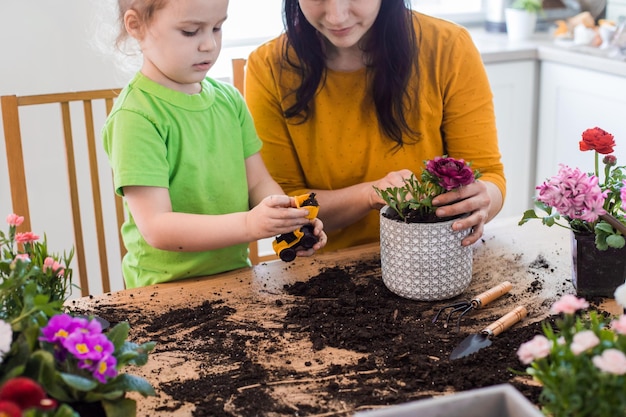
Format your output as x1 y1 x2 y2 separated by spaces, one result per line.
484 60 538 219
536 62 626 188
607 0 626 21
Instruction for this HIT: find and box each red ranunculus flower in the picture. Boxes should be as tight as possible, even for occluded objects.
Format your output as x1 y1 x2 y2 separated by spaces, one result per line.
0 377 56 411
0 400 22 417
426 156 475 191
580 127 615 155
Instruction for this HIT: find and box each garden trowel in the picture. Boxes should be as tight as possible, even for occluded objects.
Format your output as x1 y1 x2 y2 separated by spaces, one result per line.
450 305 528 360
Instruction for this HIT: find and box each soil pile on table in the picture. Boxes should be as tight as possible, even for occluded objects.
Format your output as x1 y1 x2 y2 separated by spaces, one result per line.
75 255 580 416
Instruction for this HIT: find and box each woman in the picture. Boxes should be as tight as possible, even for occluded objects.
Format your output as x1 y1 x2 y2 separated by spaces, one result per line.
245 0 505 252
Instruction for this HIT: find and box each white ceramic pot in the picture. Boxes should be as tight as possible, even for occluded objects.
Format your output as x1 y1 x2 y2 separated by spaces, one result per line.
379 207 473 301
504 8 537 42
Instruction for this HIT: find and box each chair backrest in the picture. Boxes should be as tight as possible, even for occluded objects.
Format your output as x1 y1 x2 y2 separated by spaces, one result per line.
231 58 278 265
1 89 125 296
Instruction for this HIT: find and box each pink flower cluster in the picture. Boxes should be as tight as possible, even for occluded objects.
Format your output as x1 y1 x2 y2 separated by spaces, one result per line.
40 314 118 383
536 165 608 223
517 294 626 375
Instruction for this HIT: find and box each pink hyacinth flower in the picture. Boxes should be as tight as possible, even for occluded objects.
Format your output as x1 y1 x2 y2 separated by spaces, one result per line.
550 294 589 315
593 349 626 375
5 214 24 227
570 330 600 355
537 165 607 222
517 335 551 364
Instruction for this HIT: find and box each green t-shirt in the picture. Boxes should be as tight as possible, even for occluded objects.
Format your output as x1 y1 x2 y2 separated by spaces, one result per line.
102 73 262 288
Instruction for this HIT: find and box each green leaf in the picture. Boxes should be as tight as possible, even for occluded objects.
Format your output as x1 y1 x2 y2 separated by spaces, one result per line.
107 322 130 350
595 222 615 234
102 398 137 417
84 389 125 402
49 403 81 417
114 373 156 397
60 372 99 392
606 234 625 249
518 209 540 225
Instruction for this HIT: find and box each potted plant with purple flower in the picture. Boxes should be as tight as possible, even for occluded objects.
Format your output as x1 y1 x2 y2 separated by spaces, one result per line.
519 127 626 297
0 214 156 417
374 156 481 301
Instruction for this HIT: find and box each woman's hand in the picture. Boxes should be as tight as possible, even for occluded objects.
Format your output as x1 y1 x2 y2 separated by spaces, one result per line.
369 169 414 210
295 217 328 258
431 180 503 246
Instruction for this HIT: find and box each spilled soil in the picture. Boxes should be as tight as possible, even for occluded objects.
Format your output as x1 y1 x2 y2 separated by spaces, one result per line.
69 253 593 417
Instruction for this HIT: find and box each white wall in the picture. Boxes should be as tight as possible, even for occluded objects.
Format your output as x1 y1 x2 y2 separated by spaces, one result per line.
0 2 134 296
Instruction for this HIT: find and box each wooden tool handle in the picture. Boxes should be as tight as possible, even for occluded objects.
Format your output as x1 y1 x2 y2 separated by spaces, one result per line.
483 306 527 337
471 281 512 309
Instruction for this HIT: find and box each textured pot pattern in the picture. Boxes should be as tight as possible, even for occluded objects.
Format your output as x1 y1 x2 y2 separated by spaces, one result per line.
571 231 626 298
380 209 473 301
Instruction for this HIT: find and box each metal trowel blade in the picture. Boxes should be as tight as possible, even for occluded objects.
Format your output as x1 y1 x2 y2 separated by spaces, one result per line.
450 332 491 360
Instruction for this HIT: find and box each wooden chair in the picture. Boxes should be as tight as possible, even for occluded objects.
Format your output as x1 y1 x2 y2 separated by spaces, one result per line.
231 58 278 265
2 89 125 296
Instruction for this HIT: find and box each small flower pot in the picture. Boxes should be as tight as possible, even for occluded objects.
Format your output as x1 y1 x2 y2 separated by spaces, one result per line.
505 8 537 41
379 207 473 301
354 384 543 417
571 231 626 298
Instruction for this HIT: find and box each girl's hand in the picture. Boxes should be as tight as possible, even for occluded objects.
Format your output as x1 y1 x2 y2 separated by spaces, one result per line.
246 195 313 240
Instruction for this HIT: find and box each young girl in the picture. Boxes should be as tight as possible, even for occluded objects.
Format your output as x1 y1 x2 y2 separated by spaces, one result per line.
102 0 326 288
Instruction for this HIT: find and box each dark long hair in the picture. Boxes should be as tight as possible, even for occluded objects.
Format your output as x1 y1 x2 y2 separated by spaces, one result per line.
282 0 419 146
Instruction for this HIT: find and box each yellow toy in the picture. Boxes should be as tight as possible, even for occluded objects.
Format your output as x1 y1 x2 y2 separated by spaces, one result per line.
272 193 320 262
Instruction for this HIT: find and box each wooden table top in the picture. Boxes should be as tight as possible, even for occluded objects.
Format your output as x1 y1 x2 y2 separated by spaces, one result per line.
68 216 620 416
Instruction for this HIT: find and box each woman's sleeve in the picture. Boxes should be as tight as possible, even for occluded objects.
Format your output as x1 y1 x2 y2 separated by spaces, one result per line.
245 46 309 195
440 28 506 201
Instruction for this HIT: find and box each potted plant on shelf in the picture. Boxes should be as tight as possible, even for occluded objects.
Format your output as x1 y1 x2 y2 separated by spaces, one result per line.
0 213 156 417
519 126 626 297
374 156 481 301
517 292 626 417
505 0 543 41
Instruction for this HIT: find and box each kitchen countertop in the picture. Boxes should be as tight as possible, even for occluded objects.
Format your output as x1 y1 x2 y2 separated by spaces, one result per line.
468 28 626 77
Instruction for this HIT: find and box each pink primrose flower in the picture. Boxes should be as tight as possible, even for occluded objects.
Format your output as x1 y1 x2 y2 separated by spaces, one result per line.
622 180 626 212
592 349 626 375
66 332 113 362
570 330 600 355
14 232 39 244
425 156 475 191
5 214 24 227
43 257 65 277
517 334 551 364
91 355 118 383
610 315 626 335
550 294 589 315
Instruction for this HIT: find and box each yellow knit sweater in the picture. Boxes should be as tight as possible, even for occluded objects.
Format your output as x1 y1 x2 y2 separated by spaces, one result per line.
246 12 505 251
